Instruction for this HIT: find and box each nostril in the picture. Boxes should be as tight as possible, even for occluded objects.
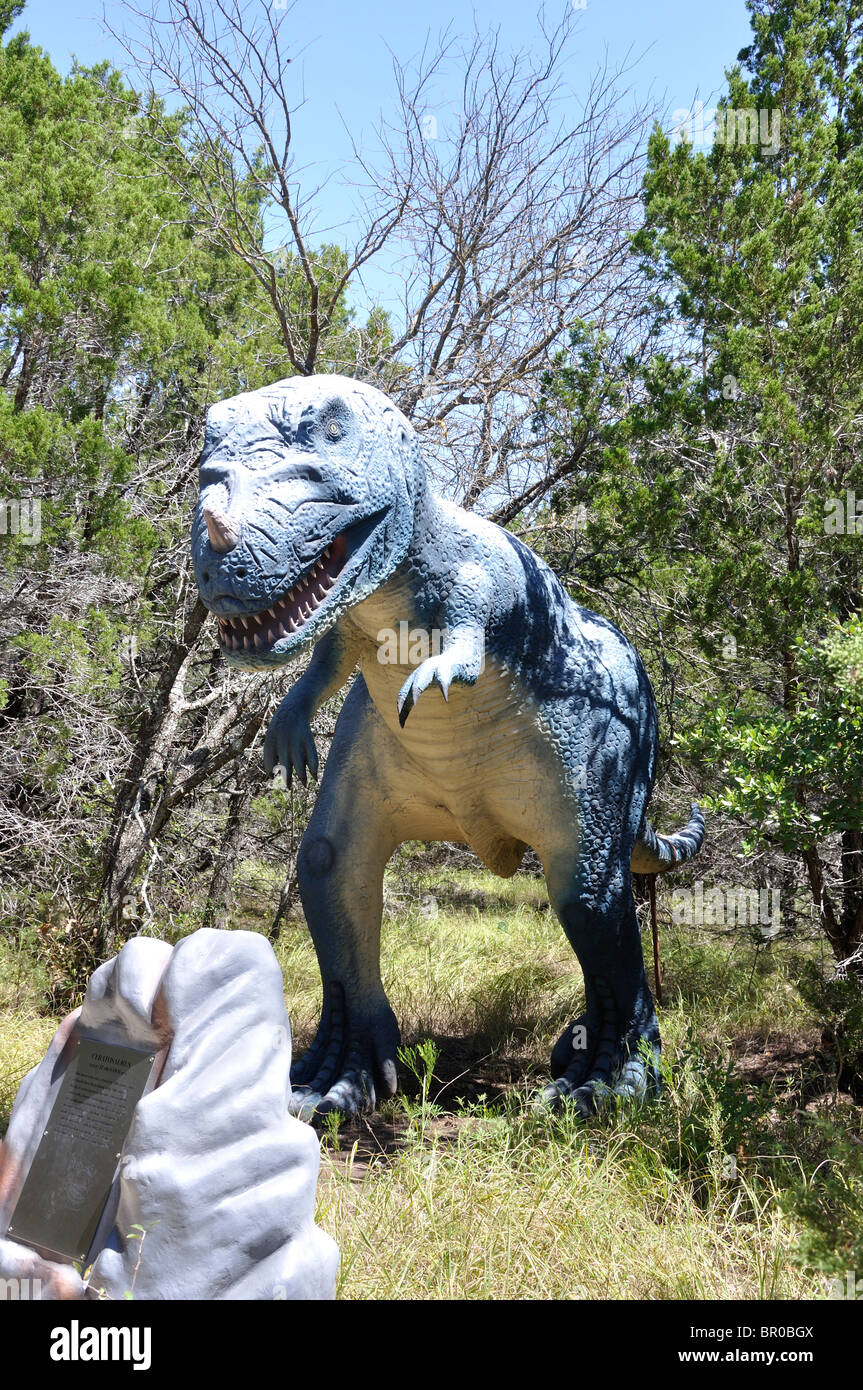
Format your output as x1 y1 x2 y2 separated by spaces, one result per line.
236 567 247 578
202 571 210 581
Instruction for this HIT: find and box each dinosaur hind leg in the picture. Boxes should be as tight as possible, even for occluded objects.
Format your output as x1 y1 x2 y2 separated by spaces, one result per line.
540 856 660 1116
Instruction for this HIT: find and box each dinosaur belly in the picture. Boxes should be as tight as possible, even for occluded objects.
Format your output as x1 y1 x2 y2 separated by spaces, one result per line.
358 653 578 876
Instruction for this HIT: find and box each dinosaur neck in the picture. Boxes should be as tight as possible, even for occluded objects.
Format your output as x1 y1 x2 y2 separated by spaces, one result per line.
346 487 460 642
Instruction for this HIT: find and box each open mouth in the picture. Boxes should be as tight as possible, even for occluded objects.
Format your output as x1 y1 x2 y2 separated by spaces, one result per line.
217 531 349 653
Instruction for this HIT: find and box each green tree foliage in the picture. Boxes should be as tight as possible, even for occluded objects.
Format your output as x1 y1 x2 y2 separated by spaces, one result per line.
536 0 863 970
0 17 376 981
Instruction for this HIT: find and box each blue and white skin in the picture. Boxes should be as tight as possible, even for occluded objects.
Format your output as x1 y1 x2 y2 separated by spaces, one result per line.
191 375 704 1119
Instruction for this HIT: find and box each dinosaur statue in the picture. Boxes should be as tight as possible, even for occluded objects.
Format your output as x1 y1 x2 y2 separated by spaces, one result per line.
191 375 704 1119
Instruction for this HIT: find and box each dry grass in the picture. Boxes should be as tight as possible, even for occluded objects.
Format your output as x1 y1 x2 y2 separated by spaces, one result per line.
0 936 56 1127
318 1108 814 1300
2 862 861 1300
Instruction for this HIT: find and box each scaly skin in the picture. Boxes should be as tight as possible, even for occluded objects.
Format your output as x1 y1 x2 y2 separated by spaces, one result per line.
191 375 704 1118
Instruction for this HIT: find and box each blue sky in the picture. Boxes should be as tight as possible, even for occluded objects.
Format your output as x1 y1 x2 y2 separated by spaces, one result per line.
16 0 755 141
11 0 755 314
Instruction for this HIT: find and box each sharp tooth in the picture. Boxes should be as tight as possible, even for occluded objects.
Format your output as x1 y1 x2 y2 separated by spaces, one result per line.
268 607 277 619
254 631 266 649
268 626 278 643
239 616 249 630
243 635 250 650
314 583 326 600
277 622 289 637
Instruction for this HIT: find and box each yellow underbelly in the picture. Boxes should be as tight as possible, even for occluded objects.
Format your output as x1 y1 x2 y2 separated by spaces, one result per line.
358 652 577 875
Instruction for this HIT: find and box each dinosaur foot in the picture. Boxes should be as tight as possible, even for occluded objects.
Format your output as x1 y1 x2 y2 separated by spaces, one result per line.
538 979 660 1117
289 986 400 1121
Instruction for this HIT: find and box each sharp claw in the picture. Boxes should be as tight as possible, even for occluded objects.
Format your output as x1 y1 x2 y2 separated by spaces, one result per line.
536 1079 596 1118
534 1082 562 1111
289 1089 323 1121
397 690 414 727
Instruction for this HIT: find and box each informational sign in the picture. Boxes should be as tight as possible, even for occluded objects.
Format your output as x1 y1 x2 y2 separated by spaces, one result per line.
5 1038 156 1265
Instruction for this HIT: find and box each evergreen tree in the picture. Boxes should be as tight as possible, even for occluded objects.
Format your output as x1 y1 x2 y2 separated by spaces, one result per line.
537 0 863 971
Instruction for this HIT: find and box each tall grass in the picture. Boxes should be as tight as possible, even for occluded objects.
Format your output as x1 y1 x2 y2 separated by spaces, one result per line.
2 863 860 1299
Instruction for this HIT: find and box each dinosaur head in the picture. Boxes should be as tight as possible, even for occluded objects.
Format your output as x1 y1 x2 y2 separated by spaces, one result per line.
191 375 425 667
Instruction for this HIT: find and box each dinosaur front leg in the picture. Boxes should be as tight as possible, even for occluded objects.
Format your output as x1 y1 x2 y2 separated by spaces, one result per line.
541 864 661 1116
264 627 360 787
396 561 491 726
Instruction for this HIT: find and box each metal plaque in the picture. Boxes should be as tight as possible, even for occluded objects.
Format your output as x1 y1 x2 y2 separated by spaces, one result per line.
5 1037 156 1265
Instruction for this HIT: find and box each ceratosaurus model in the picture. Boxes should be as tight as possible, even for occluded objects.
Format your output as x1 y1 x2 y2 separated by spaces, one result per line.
191 376 703 1117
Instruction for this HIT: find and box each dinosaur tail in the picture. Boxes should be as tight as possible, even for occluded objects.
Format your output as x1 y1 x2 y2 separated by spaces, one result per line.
631 802 705 874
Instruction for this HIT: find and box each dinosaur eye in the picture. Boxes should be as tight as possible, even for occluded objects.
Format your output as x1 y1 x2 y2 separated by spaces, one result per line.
325 418 343 441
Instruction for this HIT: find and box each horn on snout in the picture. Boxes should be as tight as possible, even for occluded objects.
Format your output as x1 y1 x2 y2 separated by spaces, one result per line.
203 505 241 554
